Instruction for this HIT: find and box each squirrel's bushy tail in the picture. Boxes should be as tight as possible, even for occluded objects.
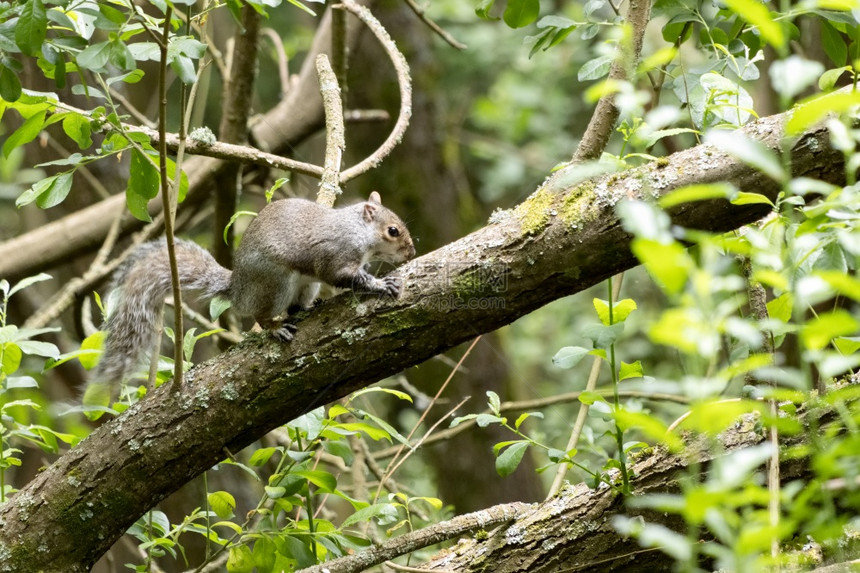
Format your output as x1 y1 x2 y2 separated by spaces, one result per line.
87 238 231 405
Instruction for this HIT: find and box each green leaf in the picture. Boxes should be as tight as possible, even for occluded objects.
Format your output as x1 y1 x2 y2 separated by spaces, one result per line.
679 399 764 435
487 390 501 414
649 308 711 355
475 0 498 19
15 0 47 56
76 41 112 72
820 20 848 66
787 91 860 135
475 413 504 427
208 491 237 519
659 183 735 208
593 298 637 326
705 131 786 184
17 339 59 359
495 441 529 477
61 114 93 149
631 238 692 295
35 171 73 209
126 149 158 222
578 54 613 81
293 470 337 493
248 446 278 467
833 336 860 355
818 66 851 91
4 109 46 157
253 538 276 573
223 210 256 244
730 191 775 207
8 272 51 297
263 486 286 499
0 64 22 102
1 342 22 376
578 391 606 405
341 503 397 528
769 56 825 100
552 346 590 369
619 360 644 381
514 411 543 430
614 408 683 452
335 421 391 442
16 172 70 209
801 309 859 351
226 544 255 573
644 127 698 148
723 0 784 49
503 0 539 28
816 270 860 302
210 296 232 320
350 386 413 403
170 54 196 84
766 292 793 323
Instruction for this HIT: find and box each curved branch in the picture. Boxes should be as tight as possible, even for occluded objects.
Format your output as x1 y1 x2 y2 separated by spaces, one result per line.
403 0 467 50
338 0 412 183
316 54 346 206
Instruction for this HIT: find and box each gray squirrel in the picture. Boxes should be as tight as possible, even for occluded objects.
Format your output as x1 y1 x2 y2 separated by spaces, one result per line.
85 191 415 407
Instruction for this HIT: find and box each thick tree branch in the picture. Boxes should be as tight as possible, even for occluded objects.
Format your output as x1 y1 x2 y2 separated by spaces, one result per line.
0 107 845 572
417 411 820 572
299 502 530 573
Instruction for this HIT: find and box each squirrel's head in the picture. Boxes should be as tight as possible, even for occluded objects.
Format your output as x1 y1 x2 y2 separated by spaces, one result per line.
363 191 416 264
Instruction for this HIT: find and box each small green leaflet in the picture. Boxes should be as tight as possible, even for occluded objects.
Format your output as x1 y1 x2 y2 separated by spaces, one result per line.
127 149 159 222
495 441 529 476
503 0 539 28
207 491 236 519
15 0 47 57
16 172 74 209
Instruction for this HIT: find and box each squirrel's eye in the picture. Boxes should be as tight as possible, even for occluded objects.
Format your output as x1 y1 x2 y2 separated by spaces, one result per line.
387 226 400 238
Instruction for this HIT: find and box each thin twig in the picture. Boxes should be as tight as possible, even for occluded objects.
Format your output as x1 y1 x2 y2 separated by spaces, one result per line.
375 337 480 501
338 0 412 183
381 396 470 492
548 273 624 498
403 0 467 50
344 109 390 123
260 28 291 98
156 6 184 389
109 86 156 128
372 387 686 462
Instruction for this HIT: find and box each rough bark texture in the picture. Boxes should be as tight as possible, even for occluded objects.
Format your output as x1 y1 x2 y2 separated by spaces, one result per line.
419 416 812 572
0 108 846 572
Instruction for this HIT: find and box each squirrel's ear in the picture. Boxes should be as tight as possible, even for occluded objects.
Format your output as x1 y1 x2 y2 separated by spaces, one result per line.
363 202 377 223
368 191 382 205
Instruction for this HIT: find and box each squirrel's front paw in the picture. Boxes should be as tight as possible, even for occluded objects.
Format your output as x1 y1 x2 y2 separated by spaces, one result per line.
378 276 402 298
270 321 298 342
